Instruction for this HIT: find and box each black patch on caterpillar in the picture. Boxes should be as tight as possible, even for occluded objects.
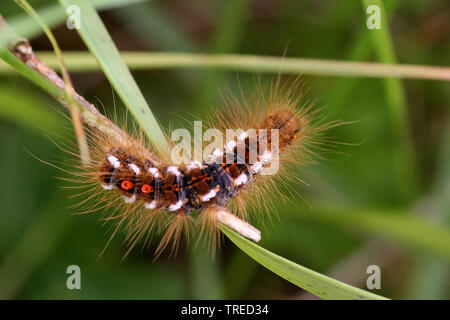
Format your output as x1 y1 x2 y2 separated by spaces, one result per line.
98 151 257 214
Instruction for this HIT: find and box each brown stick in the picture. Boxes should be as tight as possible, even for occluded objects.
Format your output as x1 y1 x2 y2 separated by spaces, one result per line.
1 14 126 144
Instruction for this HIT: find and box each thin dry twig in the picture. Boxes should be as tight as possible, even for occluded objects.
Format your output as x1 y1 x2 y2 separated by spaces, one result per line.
0 14 126 143
14 0 90 166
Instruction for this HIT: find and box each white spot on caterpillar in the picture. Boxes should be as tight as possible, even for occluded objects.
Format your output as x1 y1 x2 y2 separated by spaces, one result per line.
251 161 263 173
225 140 237 152
128 163 141 175
107 155 120 169
167 166 181 176
123 194 136 204
101 184 114 190
201 189 217 202
261 151 272 163
148 167 159 178
238 132 248 141
168 200 183 211
209 148 223 161
234 173 248 186
144 200 158 209
187 160 202 170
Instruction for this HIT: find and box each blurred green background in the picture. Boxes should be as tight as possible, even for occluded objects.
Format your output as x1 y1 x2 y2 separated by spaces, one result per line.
0 0 449 299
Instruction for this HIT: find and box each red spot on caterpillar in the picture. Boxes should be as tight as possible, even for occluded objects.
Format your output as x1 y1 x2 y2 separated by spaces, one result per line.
121 180 134 190
141 184 153 193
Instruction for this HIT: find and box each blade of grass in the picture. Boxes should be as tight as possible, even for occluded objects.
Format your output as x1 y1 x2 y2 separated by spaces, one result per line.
15 0 90 166
221 225 388 300
58 0 170 155
326 0 400 115
0 19 64 100
362 0 420 202
0 47 66 103
1 51 448 80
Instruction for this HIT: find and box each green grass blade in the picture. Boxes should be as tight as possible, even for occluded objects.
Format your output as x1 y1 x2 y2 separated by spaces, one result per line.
0 49 64 102
325 0 400 116
362 0 419 201
221 225 388 300
3 51 448 81
0 19 60 96
58 0 170 155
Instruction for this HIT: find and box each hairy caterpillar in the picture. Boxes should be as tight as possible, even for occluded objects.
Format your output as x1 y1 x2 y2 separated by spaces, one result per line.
62 78 341 258
2 5 343 259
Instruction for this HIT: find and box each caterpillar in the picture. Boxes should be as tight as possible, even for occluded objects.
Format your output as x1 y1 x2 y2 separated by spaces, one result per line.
3 4 342 259
64 78 341 258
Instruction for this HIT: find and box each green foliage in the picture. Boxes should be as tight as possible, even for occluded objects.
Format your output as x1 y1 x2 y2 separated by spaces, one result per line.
0 0 448 300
